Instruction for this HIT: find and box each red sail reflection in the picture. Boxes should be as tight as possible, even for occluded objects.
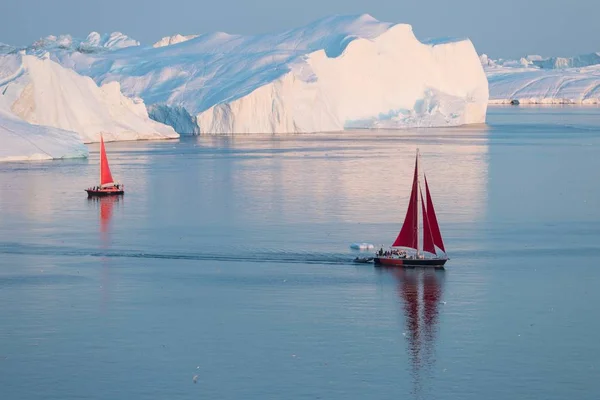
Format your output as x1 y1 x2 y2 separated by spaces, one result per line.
88 195 119 245
388 268 445 397
99 196 118 243
89 196 120 309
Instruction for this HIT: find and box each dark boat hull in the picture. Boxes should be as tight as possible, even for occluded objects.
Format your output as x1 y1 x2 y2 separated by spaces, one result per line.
86 189 124 197
374 257 447 268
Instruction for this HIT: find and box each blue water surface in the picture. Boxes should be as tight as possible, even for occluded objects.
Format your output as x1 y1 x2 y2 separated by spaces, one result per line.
1 106 599 400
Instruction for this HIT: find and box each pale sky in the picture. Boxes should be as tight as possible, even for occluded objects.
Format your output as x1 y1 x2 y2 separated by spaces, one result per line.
2 0 596 58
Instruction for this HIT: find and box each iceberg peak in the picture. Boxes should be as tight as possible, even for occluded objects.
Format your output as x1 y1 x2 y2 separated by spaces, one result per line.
153 34 200 48
28 31 139 54
80 31 140 50
85 32 102 44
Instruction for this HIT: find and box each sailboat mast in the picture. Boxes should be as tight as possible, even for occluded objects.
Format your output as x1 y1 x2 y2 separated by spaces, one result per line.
416 148 421 257
99 134 104 186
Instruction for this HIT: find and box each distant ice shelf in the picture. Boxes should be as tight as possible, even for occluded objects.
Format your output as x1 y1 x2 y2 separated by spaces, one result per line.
482 53 600 104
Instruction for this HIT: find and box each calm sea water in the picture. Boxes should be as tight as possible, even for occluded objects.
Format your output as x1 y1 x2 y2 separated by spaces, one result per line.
1 107 600 400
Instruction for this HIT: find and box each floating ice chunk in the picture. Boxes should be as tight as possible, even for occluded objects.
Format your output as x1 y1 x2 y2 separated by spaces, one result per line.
0 112 87 162
350 243 375 251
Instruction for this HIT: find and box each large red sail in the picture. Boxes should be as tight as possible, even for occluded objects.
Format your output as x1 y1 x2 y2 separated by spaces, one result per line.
420 186 436 254
392 155 419 249
425 176 445 253
99 135 114 186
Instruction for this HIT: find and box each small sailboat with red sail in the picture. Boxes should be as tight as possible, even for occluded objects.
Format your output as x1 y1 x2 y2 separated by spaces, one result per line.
85 135 124 197
374 150 447 268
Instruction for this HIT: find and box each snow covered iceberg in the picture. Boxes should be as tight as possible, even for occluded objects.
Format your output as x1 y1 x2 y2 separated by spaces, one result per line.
484 53 600 104
0 111 87 162
0 54 85 161
532 53 600 70
153 34 199 48
0 52 178 143
41 14 488 134
30 32 139 53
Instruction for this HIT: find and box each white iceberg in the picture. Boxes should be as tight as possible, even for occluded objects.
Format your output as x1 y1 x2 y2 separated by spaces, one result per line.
82 32 140 50
39 14 488 134
532 53 600 70
484 53 600 104
0 111 87 162
0 52 179 143
30 31 139 53
153 34 199 48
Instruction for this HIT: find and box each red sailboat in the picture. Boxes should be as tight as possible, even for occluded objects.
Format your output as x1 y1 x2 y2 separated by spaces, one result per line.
86 135 124 197
374 150 448 268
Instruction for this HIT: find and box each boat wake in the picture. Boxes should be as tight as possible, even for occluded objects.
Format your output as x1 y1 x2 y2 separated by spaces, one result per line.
0 242 354 266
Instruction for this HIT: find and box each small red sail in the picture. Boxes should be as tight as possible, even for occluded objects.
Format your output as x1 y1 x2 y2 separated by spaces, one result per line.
425 176 445 253
420 186 436 254
99 135 114 186
392 154 419 249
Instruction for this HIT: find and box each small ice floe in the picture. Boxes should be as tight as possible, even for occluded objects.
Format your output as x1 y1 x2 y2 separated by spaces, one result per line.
350 243 375 251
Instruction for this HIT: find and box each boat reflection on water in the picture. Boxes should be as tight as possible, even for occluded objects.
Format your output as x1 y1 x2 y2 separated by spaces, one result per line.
88 196 120 308
88 195 120 244
381 267 446 398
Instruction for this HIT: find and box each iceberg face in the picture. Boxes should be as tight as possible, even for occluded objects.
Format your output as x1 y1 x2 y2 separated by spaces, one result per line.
345 89 484 129
35 14 488 134
195 25 488 133
0 112 87 162
0 53 179 143
484 53 600 104
147 104 200 135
